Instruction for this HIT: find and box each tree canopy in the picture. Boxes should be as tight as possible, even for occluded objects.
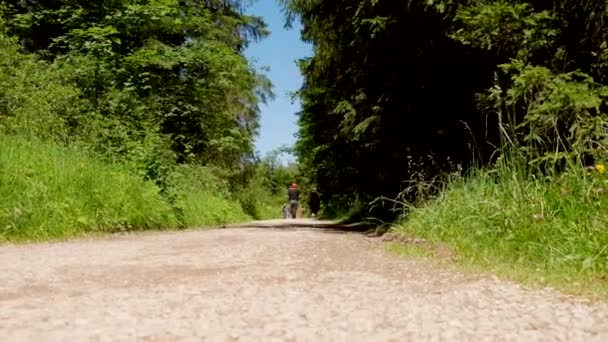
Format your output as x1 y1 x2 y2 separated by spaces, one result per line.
281 0 608 218
1 0 272 170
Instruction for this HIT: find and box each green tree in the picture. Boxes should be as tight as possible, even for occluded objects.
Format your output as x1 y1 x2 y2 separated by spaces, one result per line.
281 0 608 219
2 0 273 172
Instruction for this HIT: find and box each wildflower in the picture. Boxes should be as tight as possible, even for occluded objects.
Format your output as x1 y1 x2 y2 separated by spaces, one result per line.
596 164 606 174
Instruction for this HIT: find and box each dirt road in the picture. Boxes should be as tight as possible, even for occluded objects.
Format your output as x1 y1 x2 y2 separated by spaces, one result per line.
1 219 607 341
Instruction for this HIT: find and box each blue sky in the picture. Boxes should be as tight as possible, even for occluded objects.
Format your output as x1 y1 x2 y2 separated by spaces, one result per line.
244 0 312 159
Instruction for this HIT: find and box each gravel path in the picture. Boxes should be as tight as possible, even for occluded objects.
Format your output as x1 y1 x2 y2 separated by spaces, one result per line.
0 219 607 341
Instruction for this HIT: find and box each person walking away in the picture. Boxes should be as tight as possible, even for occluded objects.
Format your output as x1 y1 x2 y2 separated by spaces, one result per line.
287 183 299 219
308 187 320 218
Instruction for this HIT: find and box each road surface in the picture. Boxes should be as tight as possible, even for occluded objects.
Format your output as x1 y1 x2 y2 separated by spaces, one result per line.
1 219 607 341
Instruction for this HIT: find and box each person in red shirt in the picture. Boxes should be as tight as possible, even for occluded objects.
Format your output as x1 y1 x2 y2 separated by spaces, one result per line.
287 183 300 219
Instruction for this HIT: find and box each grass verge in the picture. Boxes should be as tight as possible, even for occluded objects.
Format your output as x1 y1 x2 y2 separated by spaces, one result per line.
0 135 250 243
168 165 250 226
392 162 608 300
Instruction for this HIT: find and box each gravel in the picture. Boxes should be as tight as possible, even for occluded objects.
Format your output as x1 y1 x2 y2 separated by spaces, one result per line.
0 220 607 341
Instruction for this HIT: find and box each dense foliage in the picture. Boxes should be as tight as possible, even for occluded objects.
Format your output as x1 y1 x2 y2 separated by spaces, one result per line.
1 0 272 176
281 0 608 219
0 0 296 240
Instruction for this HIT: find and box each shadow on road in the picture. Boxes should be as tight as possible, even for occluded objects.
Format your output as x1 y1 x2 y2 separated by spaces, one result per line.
223 219 382 235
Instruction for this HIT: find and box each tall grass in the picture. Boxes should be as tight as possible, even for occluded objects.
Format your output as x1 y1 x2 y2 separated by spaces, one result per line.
0 135 177 241
0 135 251 242
233 171 291 220
168 165 250 226
395 156 608 296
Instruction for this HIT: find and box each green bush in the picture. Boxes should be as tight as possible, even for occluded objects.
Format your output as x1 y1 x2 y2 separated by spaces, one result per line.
0 135 255 242
0 135 178 242
0 21 260 241
235 174 285 220
0 33 82 142
168 165 249 226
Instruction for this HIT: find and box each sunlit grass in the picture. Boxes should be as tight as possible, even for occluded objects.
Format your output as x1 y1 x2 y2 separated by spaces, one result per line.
394 158 608 299
0 135 250 243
